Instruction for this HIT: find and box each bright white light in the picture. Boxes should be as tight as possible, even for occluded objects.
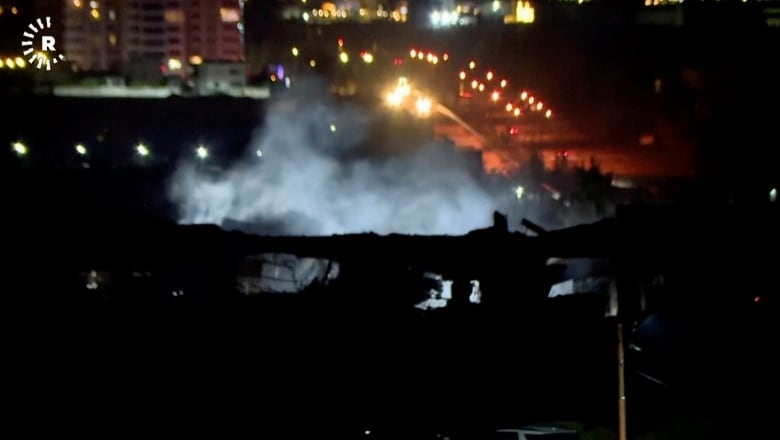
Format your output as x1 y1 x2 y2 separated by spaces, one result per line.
361 52 374 64
256 149 263 157
339 52 349 64
196 145 209 159
75 144 87 155
515 185 525 199
771 188 777 202
386 91 403 107
302 12 309 21
291 47 299 57
469 280 482 304
12 141 27 156
136 143 149 157
330 124 337 132
415 97 432 117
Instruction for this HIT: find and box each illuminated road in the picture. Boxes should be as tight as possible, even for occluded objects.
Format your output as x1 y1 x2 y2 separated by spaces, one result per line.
379 50 696 181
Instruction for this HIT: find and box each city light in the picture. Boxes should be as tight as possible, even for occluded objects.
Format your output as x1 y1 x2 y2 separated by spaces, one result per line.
14 57 25 68
189 55 203 65
478 83 485 92
337 37 344 47
468 60 476 70
256 149 263 158
545 109 553 118
410 49 417 58
5 58 14 69
291 47 299 57
536 102 544 110
471 80 478 89
361 52 374 64
339 52 349 64
459 71 466 80
136 143 150 157
500 79 507 88
513 108 521 116
196 145 209 159
506 103 513 112
12 141 27 156
417 52 424 60
486 71 494 81
528 96 535 105
415 97 432 117
75 143 87 156
491 91 500 102
309 59 316 67
521 91 528 100
330 124 337 132
442 53 449 61
386 91 403 107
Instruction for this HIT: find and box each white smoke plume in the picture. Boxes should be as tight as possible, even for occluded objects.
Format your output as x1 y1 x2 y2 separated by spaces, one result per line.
169 80 501 236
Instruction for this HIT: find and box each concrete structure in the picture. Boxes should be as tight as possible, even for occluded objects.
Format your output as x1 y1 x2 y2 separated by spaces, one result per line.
62 0 245 74
195 61 246 95
63 0 122 71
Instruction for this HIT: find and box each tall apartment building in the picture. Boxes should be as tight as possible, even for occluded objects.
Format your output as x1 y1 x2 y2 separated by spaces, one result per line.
63 0 244 73
63 0 122 71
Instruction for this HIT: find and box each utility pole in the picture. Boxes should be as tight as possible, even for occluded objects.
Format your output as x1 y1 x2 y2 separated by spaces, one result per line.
617 321 627 440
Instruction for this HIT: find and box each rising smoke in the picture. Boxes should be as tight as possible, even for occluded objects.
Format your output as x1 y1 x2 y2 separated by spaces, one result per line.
169 80 503 236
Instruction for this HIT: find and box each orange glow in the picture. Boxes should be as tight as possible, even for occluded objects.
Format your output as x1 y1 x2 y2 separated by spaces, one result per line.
491 91 500 102
459 71 466 80
505 103 513 111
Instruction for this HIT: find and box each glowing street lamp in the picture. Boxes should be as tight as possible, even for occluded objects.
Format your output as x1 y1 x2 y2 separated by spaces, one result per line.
513 108 521 117
521 91 528 100
468 60 476 70
471 80 478 89
339 52 349 64
545 109 552 118
361 52 374 64
410 49 417 58
75 143 87 156
500 79 507 88
486 71 494 81
536 102 544 111
459 71 466 80
491 91 500 102
478 83 485 92
291 47 299 57
12 141 27 156
136 143 150 157
196 145 209 160
528 96 535 105
506 103 513 112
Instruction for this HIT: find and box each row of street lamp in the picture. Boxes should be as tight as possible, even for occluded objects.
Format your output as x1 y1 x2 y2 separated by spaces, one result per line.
10 141 236 162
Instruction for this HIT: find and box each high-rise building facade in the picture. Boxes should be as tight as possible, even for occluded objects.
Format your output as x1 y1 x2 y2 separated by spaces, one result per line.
62 0 244 73
63 0 122 71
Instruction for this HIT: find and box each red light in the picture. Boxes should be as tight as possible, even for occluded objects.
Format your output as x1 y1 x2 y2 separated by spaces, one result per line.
337 38 344 47
754 295 761 303
509 127 519 135
563 151 569 157
394 58 403 65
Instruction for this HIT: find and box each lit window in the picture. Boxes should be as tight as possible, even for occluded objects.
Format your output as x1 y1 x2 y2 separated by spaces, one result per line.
220 7 240 23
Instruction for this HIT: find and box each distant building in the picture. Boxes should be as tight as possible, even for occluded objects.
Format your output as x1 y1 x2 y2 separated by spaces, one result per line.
63 0 122 72
195 61 246 95
62 0 245 76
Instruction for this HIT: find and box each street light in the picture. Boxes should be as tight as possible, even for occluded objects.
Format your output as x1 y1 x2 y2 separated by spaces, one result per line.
75 143 87 156
136 143 150 157
468 60 476 70
291 47 299 57
459 71 466 80
196 145 209 160
339 52 349 64
11 141 27 156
